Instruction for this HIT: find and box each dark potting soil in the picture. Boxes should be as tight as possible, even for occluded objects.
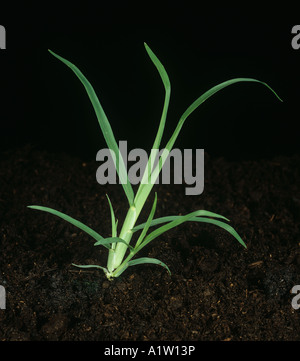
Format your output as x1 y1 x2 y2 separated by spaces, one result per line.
0 145 299 341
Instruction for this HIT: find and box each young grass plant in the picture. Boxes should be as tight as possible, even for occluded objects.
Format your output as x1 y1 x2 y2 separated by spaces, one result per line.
28 43 282 280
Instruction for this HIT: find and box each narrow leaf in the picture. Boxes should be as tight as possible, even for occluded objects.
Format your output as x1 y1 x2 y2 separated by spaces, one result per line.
138 210 214 251
135 44 171 210
165 78 282 156
27 205 109 249
134 192 157 249
132 210 230 232
192 217 246 248
127 257 171 275
106 194 117 242
137 210 246 252
144 78 283 203
48 50 134 206
144 43 171 151
94 237 134 251
72 263 107 272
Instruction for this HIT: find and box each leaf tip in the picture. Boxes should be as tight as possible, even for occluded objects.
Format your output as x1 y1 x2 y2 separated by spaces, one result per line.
144 42 152 55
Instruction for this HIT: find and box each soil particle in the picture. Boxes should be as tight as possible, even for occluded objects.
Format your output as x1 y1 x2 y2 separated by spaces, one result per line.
263 266 298 299
41 313 69 339
0 145 300 340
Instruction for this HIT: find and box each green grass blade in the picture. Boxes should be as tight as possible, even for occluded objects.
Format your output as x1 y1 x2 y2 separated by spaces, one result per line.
106 194 117 245
127 257 171 275
137 210 246 252
165 78 282 154
132 210 230 232
48 50 134 206
144 216 245 248
193 217 246 248
134 192 157 249
141 78 283 204
138 210 216 251
135 44 171 209
72 263 107 272
144 43 171 151
27 205 109 249
94 237 134 251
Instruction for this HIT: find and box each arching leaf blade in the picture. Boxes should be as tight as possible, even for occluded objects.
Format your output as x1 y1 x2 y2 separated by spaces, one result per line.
48 50 134 206
135 44 171 209
94 237 134 251
72 263 108 272
106 194 117 237
27 205 108 248
127 257 171 275
134 192 157 249
132 210 230 232
165 78 282 154
137 211 246 252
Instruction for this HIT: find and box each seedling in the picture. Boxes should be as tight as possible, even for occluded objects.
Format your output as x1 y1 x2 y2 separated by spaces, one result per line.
28 43 282 280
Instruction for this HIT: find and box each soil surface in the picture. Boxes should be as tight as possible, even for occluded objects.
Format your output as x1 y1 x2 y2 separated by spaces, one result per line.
0 145 299 341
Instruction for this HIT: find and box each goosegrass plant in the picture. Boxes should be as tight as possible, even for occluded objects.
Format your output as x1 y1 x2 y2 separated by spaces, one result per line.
28 43 282 280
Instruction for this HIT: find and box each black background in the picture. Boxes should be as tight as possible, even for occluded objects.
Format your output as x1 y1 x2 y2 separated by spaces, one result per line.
0 3 299 161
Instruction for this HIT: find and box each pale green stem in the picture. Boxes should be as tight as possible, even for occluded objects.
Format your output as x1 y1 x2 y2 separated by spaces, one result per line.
106 205 137 272
106 151 168 274
110 250 137 278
